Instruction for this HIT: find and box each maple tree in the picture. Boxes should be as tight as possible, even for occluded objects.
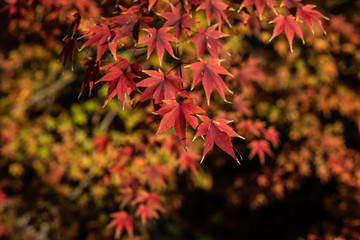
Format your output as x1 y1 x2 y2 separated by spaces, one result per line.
1 0 360 239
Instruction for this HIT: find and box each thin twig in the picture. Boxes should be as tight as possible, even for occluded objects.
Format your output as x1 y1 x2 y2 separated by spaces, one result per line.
11 74 75 113
99 105 120 132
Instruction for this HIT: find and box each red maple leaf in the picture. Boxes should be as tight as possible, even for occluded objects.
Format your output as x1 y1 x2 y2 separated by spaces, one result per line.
189 25 227 59
101 57 141 74
233 57 265 88
136 204 159 223
138 27 178 65
137 70 185 105
91 135 109 153
178 151 200 173
240 0 276 20
262 127 280 147
269 15 304 52
108 211 134 239
187 58 232 105
197 0 231 29
63 13 81 41
142 165 167 189
281 0 303 9
132 191 164 212
97 64 137 107
297 4 329 34
78 58 101 98
161 4 197 39
156 99 205 144
60 38 77 71
81 24 117 61
148 0 157 11
249 139 273 165
107 5 152 42
194 116 244 163
232 96 253 116
237 120 265 136
0 188 7 204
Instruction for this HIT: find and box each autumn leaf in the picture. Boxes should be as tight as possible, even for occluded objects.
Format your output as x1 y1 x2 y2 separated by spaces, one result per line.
107 5 152 42
197 0 231 29
297 4 329 34
281 0 303 9
80 24 117 61
138 27 178 65
237 119 265 136
91 135 109 153
189 25 227 59
232 57 265 88
63 13 81 41
97 65 137 107
187 58 232 105
133 191 164 223
101 57 138 73
178 151 200 173
136 204 159 223
269 15 304 52
143 165 167 189
137 70 185 105
156 99 205 144
108 211 134 239
78 58 101 98
249 139 273 165
194 116 244 163
263 127 280 147
132 191 164 212
0 188 7 204
161 4 197 39
239 0 276 20
60 38 77 71
148 0 157 11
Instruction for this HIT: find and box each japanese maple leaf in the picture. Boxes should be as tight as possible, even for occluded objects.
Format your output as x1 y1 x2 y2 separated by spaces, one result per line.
194 116 244 163
187 58 232 105
107 5 152 42
81 24 117 61
237 119 265 136
132 191 164 212
240 0 276 20
143 165 166 189
148 0 157 11
63 13 81 41
262 127 280 147
108 211 134 239
101 57 133 72
0 188 7 204
232 57 265 88
269 15 304 52
197 0 231 29
97 66 137 107
249 139 273 165
281 0 303 9
178 151 200 173
138 27 178 65
137 70 185 105
78 58 101 98
297 4 329 34
60 38 76 71
91 135 109 153
161 4 197 39
136 204 159 223
156 99 205 144
233 96 253 116
189 25 227 58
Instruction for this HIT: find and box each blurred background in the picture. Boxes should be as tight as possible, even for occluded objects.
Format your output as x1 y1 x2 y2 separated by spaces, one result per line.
0 0 360 239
